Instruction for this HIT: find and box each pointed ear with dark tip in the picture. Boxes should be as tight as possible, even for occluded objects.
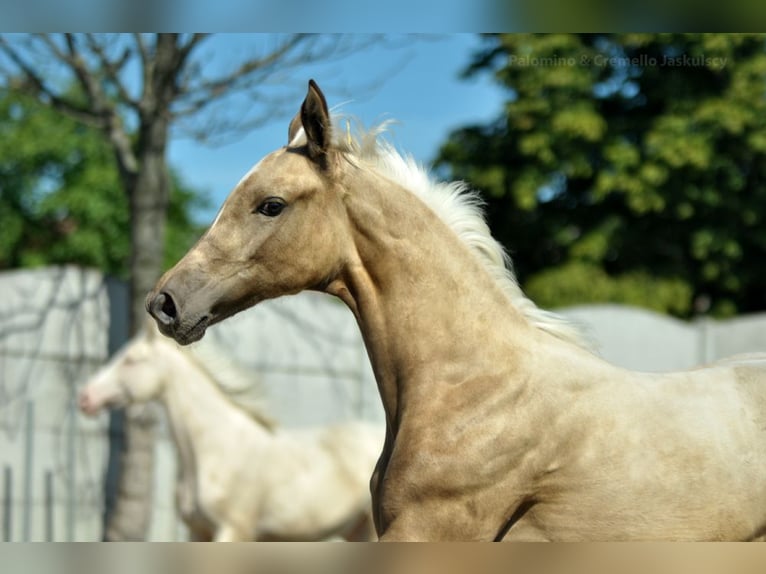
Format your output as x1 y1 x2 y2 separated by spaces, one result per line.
300 79 332 166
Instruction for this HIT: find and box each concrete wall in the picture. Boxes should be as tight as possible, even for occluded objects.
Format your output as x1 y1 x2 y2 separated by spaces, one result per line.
203 291 381 428
561 304 766 371
0 267 379 541
2 267 766 541
0 267 111 542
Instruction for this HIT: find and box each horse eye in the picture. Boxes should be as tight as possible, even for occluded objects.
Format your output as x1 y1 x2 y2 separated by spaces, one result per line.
256 198 287 217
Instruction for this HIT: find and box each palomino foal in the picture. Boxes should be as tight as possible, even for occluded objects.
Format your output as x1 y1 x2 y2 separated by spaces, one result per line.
147 80 766 541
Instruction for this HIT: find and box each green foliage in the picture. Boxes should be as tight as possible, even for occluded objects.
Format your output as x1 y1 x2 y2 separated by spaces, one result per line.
437 34 766 318
0 90 208 277
525 262 693 316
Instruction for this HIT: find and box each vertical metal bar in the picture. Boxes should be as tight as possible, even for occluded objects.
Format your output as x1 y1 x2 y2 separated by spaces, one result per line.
66 396 76 542
44 470 54 542
22 400 34 542
3 465 11 542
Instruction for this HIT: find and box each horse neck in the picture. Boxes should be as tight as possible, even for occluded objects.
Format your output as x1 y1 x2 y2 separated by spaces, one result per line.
157 341 271 467
330 170 538 425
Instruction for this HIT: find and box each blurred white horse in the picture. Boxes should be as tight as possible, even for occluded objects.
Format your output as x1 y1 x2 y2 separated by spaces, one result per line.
79 321 382 542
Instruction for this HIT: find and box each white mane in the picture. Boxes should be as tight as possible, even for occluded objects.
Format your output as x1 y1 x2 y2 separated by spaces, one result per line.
181 340 277 430
330 119 592 350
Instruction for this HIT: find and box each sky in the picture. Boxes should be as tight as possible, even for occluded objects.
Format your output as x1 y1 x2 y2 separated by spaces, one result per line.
166 34 507 222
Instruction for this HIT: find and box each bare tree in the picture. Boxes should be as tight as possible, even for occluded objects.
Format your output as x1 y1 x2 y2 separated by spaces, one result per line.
0 33 383 540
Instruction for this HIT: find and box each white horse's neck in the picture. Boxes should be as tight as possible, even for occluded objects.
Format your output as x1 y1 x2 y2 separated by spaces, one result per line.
156 341 271 474
328 169 542 425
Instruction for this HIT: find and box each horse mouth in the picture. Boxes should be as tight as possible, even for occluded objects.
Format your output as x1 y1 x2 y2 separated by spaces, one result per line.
146 290 214 345
174 315 211 345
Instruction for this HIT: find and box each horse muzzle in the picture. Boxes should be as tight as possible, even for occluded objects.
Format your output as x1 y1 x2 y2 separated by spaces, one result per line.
146 290 210 345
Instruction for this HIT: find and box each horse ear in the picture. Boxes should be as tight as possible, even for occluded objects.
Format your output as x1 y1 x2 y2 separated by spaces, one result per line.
287 112 302 145
300 79 332 166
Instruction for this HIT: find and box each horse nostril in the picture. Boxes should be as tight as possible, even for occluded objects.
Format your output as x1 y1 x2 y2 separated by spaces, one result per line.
149 292 177 325
161 292 177 319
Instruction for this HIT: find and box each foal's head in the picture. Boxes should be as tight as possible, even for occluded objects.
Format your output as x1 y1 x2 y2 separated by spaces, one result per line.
147 80 348 345
78 322 169 415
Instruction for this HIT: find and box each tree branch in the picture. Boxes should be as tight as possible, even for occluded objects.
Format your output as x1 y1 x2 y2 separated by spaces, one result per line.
63 33 112 116
177 33 209 63
133 33 150 75
0 36 104 128
177 35 360 126
196 34 308 95
83 34 137 108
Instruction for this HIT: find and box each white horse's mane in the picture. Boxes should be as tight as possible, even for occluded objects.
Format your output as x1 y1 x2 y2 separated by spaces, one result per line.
327 118 592 350
181 340 277 430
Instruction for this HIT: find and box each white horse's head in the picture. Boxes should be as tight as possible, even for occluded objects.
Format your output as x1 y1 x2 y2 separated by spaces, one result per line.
78 321 168 416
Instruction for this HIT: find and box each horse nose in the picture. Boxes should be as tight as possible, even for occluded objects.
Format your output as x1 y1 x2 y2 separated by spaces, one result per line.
78 389 95 416
77 389 88 411
147 291 178 327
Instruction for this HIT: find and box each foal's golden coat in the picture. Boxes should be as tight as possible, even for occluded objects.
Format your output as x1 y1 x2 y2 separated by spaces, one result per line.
147 80 766 541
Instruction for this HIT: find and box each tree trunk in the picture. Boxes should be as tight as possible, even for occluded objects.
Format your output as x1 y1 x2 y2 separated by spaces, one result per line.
101 35 181 542
103 114 171 541
103 407 156 541
130 119 171 334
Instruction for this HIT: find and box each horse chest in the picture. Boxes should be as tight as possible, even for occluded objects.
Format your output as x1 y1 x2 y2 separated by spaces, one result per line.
375 431 533 540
